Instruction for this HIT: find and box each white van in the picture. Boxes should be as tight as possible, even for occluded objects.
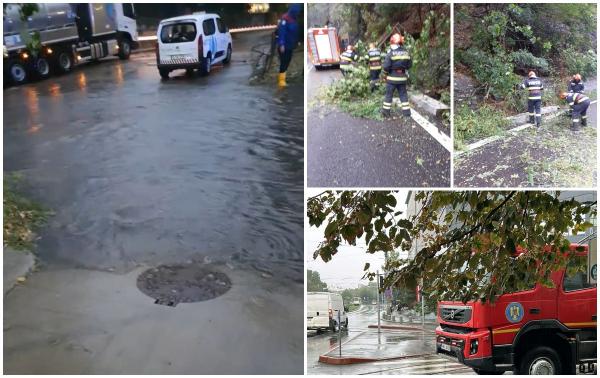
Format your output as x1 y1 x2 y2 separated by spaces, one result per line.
307 292 348 332
156 12 232 78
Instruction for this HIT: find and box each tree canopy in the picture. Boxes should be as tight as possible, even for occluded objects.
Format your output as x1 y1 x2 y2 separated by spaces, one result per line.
307 269 328 292
307 191 596 303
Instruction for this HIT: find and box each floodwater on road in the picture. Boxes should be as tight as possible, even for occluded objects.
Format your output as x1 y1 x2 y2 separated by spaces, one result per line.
3 31 304 374
4 32 304 282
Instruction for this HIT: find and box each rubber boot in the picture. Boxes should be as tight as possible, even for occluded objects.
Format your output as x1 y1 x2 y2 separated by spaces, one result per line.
572 121 580 131
277 72 287 88
381 108 391 118
582 117 587 127
529 115 535 124
536 117 541 128
370 82 376 93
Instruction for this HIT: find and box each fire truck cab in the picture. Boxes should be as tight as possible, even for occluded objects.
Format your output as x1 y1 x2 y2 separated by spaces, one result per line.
436 244 597 374
307 26 341 69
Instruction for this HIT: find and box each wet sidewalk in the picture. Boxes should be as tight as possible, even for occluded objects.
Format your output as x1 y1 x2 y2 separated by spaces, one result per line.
319 328 436 365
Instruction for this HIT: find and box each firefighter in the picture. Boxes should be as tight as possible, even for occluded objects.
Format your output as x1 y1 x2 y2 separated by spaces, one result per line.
519 71 544 127
382 33 412 118
276 4 302 88
339 45 357 77
568 73 585 94
365 42 382 92
560 91 590 131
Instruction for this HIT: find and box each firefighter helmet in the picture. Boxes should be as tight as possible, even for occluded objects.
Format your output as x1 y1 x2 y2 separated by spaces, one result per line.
559 92 568 99
528 71 536 78
574 73 582 81
390 33 404 45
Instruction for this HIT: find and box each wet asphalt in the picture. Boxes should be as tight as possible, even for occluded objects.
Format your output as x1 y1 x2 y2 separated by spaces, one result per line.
4 31 304 281
3 31 304 374
307 305 474 375
307 66 450 188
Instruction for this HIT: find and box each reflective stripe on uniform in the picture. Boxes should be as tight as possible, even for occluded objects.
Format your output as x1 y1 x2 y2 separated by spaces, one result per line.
341 57 353 62
387 76 407 82
535 114 541 117
382 105 391 110
528 112 535 115
528 96 542 100
582 115 588 119
391 56 411 61
369 57 380 62
370 66 382 70
569 102 575 106
573 119 580 122
527 87 542 90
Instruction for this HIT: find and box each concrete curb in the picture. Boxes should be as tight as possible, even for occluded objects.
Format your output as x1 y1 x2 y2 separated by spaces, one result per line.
392 98 452 152
319 352 435 365
3 248 35 296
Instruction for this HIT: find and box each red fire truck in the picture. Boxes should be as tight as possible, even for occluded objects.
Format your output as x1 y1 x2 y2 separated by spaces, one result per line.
436 244 597 374
307 27 341 69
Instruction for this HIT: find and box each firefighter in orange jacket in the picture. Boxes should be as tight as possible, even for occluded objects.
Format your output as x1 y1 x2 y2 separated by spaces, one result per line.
381 33 412 118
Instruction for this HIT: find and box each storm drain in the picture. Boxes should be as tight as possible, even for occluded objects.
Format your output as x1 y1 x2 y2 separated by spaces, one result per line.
136 264 231 307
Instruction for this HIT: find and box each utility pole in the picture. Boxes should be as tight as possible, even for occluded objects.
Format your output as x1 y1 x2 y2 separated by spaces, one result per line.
377 270 381 344
420 278 425 329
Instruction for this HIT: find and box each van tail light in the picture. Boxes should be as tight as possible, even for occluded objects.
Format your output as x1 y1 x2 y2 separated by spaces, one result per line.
198 34 203 59
328 309 333 318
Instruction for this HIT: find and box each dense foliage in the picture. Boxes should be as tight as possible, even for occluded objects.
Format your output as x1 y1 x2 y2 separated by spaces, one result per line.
307 269 328 292
307 191 596 303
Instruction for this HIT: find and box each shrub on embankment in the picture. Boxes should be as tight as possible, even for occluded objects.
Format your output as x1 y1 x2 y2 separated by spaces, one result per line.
4 174 50 251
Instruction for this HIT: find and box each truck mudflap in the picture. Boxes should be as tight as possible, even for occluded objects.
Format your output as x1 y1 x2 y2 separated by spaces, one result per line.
436 326 509 372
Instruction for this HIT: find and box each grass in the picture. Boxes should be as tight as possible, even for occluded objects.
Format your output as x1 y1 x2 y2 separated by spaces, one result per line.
4 174 51 251
454 104 510 150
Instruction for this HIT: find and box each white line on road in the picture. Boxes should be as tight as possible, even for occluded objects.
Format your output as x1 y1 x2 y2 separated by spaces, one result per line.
392 98 452 152
361 362 468 375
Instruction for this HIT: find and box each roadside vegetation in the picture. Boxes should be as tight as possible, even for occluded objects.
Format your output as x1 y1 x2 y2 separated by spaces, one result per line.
454 4 597 148
4 174 50 251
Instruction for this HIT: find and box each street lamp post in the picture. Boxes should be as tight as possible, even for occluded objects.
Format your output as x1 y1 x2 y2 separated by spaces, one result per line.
377 270 381 344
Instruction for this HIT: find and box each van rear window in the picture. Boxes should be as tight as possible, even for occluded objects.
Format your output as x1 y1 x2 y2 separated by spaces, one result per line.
160 22 197 43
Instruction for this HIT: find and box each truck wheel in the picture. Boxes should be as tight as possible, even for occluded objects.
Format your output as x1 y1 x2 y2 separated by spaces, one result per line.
519 346 561 375
330 320 339 332
118 38 131 60
8 60 28 85
159 68 170 79
199 53 211 76
54 51 74 74
224 45 232 64
473 368 501 375
34 57 51 79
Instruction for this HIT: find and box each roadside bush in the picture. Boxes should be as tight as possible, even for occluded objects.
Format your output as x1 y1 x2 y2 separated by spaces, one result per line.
460 47 521 100
454 104 510 149
4 174 50 251
510 50 549 75
560 48 597 78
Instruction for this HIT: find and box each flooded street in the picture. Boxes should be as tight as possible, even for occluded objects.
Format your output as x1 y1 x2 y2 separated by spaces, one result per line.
4 31 304 374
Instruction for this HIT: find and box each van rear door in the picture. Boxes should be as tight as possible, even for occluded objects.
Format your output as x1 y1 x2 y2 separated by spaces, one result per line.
159 21 199 64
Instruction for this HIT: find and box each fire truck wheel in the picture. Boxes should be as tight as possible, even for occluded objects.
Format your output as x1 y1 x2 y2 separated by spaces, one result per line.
473 368 501 375
519 346 562 375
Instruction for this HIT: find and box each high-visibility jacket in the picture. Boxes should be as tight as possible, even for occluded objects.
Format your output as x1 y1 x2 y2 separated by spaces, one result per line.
365 48 382 71
568 79 585 94
566 92 589 107
340 50 357 68
520 77 544 100
382 45 411 84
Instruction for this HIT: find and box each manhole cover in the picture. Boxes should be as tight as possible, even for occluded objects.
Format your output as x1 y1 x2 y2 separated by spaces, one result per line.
137 264 231 307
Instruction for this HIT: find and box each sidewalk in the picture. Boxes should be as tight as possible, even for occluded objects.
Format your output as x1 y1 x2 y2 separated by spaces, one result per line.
319 327 436 365
3 248 35 295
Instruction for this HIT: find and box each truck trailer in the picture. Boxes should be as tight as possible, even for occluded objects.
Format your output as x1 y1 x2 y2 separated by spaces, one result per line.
436 243 597 374
3 3 138 85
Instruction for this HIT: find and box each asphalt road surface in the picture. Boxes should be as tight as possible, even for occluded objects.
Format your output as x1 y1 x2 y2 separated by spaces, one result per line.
307 305 474 375
3 31 304 374
307 66 450 187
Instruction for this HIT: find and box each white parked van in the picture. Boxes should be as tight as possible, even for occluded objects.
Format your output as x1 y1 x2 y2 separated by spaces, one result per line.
307 292 348 332
156 12 232 78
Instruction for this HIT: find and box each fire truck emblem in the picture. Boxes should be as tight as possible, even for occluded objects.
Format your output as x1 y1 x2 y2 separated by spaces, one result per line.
505 302 524 323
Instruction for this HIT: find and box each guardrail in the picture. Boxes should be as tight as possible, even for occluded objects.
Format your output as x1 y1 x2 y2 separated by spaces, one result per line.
137 24 277 41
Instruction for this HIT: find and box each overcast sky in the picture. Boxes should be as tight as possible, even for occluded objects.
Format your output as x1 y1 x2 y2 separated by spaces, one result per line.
306 189 409 290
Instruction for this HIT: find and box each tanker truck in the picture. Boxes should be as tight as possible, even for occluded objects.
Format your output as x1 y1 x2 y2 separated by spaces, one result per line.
3 3 138 85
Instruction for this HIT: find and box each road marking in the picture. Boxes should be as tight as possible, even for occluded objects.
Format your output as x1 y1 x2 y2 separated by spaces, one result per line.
392 99 451 152
362 361 468 375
